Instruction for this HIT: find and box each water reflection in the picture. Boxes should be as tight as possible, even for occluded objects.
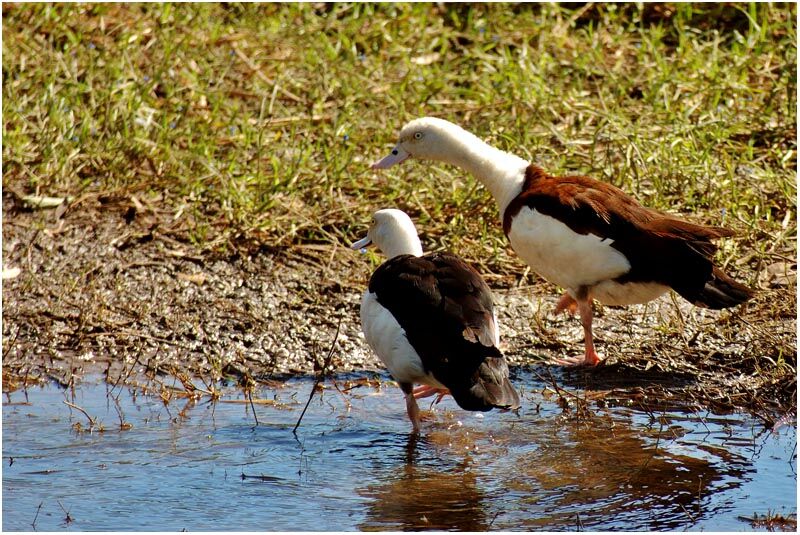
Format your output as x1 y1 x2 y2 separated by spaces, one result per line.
359 434 489 531
498 409 751 530
355 401 757 531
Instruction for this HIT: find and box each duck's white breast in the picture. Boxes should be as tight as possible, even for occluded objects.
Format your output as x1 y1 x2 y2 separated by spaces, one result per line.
507 206 631 291
507 207 671 305
360 291 445 387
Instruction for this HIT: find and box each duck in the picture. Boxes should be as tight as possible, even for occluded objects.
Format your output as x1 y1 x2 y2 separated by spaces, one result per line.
372 117 754 366
350 208 521 432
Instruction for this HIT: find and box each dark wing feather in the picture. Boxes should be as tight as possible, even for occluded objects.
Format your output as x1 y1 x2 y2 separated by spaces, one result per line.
369 252 519 411
504 166 752 306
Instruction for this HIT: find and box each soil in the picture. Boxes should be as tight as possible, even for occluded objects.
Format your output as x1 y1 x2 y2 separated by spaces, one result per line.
2 190 796 423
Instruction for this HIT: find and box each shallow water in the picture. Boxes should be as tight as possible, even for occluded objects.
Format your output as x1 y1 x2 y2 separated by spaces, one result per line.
3 370 796 531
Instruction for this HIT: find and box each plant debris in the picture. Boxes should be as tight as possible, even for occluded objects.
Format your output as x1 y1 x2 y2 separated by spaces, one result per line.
2 193 795 423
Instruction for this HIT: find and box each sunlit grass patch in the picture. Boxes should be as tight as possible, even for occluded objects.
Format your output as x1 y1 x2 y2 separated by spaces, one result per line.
3 3 795 277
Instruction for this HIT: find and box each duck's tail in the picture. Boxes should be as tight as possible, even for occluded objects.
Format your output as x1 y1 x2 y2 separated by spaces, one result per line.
450 350 521 412
689 266 755 309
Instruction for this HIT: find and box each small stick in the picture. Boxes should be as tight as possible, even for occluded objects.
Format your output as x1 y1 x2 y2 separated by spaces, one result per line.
32 501 43 531
57 500 73 525
488 511 501 529
293 316 342 435
110 391 130 430
63 400 96 427
240 472 282 482
248 389 260 426
531 368 583 401
679 503 695 523
3 323 21 360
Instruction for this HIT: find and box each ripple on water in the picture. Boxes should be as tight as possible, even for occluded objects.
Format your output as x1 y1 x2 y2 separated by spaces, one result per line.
3 371 797 531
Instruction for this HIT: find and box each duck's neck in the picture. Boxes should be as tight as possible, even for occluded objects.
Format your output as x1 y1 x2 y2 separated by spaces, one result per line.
438 130 530 217
382 235 423 260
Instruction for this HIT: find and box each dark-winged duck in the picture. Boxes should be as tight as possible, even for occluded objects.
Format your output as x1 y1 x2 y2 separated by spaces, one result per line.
372 118 754 366
351 208 520 432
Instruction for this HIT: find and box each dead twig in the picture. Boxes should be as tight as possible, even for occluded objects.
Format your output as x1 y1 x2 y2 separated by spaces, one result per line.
293 316 342 435
737 511 798 531
240 472 283 482
109 390 133 431
32 501 43 531
488 511 501 530
532 368 586 404
679 503 696 523
63 400 96 427
248 388 260 427
57 500 73 525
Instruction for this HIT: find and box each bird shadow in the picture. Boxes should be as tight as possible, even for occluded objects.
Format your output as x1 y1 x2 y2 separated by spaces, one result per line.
553 360 696 390
518 358 702 414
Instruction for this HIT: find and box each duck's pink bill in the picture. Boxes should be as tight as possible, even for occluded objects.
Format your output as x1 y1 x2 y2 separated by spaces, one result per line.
371 145 410 169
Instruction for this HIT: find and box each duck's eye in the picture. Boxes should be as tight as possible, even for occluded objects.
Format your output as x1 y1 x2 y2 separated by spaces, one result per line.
391 149 398 155
414 132 423 140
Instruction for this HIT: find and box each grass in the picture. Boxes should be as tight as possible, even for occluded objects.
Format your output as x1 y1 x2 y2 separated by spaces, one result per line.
3 5 796 317
3 3 795 275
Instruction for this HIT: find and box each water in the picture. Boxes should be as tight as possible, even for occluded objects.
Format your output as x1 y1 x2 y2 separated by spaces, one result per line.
3 371 796 531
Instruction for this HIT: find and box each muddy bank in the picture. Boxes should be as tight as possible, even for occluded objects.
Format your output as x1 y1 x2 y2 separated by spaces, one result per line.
2 191 796 421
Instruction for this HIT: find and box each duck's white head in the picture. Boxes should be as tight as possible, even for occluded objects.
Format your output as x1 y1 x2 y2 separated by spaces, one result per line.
371 117 531 217
371 117 475 169
350 208 424 259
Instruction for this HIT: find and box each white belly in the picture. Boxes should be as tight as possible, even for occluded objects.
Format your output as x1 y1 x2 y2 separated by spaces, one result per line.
591 279 669 305
360 291 445 387
507 207 671 305
508 207 631 289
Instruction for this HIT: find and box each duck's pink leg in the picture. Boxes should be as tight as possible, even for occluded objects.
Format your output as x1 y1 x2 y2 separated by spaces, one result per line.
404 391 421 433
413 385 450 404
576 295 602 365
554 292 578 316
552 289 602 367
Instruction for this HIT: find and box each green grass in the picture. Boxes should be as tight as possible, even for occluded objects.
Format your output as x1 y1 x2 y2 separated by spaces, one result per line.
3 3 796 280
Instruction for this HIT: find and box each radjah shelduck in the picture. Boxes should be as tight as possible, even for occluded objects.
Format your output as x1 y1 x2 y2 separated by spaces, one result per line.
351 208 520 433
372 117 754 366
